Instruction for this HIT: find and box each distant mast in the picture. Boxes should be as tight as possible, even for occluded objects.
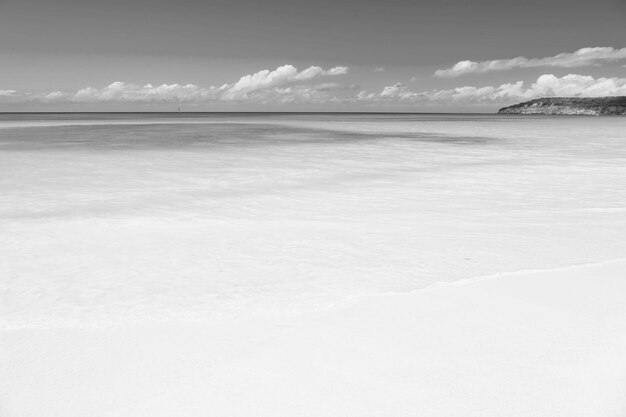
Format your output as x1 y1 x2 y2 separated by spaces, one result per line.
178 106 181 113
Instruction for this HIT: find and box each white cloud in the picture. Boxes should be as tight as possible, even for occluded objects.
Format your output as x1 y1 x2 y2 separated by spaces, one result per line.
43 91 72 102
374 67 385 72
360 74 626 104
0 89 18 96
435 47 626 77
0 89 29 103
222 65 348 99
379 83 420 99
530 73 626 97
72 82 218 103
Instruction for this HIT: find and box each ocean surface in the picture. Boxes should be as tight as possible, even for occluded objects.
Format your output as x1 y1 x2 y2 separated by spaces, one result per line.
2 113 626 328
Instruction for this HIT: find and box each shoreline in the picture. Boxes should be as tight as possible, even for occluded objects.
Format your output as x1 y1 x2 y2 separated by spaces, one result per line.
349 255 626 302
2 259 625 416
2 256 625 331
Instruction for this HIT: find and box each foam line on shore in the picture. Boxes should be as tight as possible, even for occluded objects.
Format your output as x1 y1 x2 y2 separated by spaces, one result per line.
3 257 626 332
344 256 626 307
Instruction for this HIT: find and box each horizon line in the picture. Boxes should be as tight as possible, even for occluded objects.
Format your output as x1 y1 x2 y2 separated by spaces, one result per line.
0 111 497 115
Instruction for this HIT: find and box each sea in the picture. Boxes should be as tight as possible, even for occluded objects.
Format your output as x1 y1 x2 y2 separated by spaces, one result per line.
1 113 626 328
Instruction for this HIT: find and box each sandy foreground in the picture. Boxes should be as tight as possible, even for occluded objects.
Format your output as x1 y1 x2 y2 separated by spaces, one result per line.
1 260 625 417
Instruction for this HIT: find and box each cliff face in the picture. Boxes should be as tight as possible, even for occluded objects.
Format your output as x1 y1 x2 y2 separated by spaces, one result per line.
498 97 626 116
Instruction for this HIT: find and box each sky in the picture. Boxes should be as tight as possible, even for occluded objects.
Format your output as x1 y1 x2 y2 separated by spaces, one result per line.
1 0 625 111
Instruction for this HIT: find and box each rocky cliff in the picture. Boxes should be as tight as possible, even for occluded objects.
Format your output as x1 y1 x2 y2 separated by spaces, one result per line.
498 97 626 115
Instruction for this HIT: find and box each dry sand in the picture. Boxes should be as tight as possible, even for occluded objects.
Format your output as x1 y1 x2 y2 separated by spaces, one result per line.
2 259 625 417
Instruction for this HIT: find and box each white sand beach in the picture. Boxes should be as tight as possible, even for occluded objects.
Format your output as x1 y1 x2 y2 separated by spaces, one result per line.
2 259 625 417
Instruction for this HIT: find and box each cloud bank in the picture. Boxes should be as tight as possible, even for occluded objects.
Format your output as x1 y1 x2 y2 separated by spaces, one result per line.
0 64 348 105
359 74 626 104
2 68 625 108
69 82 217 103
435 47 626 77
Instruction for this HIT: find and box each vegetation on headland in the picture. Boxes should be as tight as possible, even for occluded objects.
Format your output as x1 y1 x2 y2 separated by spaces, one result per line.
498 97 626 115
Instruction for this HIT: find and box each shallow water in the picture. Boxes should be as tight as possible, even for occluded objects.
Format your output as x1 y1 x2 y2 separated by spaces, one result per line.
2 113 626 328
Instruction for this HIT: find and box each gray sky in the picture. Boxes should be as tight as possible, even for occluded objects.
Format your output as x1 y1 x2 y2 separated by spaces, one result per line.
1 0 625 111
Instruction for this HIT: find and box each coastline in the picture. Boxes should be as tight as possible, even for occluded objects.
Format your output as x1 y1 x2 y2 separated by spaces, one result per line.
2 259 625 417
497 97 626 116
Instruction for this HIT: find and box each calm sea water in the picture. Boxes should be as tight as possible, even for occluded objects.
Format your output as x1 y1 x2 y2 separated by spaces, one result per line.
2 113 626 327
